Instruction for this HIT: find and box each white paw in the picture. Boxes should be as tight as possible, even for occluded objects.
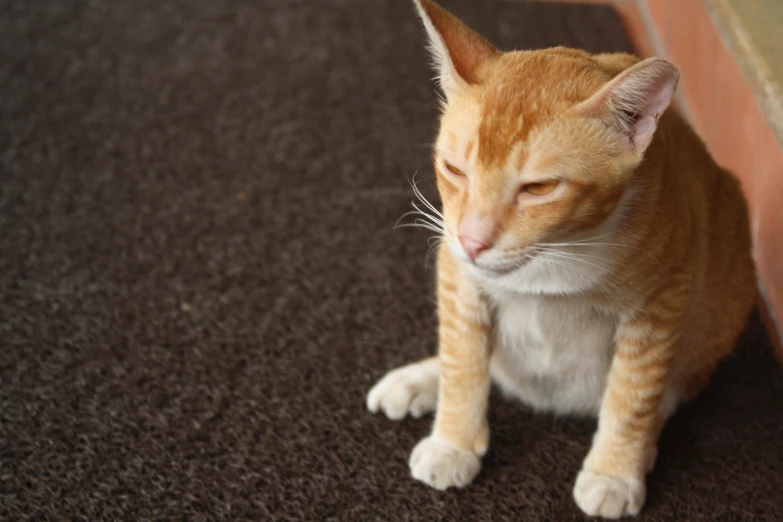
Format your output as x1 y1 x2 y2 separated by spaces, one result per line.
366 358 438 420
574 469 646 519
409 436 481 490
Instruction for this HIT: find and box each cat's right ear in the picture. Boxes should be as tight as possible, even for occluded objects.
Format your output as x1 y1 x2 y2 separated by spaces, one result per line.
571 58 680 154
412 0 499 96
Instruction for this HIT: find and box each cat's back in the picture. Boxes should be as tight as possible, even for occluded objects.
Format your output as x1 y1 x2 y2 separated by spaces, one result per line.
698 162 755 340
656 106 756 356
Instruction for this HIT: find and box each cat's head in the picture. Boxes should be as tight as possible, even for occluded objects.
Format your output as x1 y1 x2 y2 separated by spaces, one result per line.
412 0 679 281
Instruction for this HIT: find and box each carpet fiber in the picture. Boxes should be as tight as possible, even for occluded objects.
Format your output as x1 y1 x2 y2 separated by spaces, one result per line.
2 0 782 520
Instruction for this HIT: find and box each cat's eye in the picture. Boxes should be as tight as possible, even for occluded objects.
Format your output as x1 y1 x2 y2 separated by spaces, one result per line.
443 161 467 178
522 180 559 196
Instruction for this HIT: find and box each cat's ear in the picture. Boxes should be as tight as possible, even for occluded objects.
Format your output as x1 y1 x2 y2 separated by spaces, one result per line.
572 58 680 153
412 0 499 95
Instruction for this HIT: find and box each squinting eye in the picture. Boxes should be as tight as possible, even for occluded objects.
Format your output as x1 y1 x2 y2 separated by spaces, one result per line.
443 161 467 178
522 180 559 196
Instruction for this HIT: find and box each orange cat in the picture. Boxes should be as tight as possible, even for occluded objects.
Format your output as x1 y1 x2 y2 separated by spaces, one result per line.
367 0 756 518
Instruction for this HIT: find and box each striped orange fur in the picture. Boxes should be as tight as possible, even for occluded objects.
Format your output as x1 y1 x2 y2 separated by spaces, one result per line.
367 1 756 518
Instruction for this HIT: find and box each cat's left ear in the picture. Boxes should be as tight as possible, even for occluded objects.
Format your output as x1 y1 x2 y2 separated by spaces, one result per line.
412 0 499 96
572 58 680 153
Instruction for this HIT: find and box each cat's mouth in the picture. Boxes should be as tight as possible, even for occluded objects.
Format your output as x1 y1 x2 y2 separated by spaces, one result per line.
474 251 535 276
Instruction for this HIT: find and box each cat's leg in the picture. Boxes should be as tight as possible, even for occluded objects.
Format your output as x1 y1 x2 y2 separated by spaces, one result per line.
574 287 688 519
367 357 439 420
643 386 679 473
637 340 736 473
409 250 492 490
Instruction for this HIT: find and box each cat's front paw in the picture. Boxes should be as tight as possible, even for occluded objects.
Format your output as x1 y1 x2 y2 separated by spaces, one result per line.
366 358 438 420
409 436 481 490
574 469 645 519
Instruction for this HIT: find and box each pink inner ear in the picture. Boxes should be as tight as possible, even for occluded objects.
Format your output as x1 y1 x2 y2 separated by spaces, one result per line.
645 80 677 120
575 58 680 151
626 73 678 151
633 116 657 150
636 116 656 135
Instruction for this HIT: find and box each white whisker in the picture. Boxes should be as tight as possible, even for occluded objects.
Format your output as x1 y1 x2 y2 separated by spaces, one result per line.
425 237 443 267
411 202 444 226
394 173 448 267
531 246 607 261
395 208 443 230
396 221 443 235
533 246 609 262
537 242 621 248
535 254 574 271
531 248 606 272
536 232 621 248
410 173 444 219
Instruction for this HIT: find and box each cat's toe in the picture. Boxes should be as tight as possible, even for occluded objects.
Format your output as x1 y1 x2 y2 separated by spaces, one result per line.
408 391 437 418
366 359 438 420
409 436 480 490
574 469 645 519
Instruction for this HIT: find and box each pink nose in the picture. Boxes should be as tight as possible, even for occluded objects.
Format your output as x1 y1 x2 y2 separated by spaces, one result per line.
459 236 490 261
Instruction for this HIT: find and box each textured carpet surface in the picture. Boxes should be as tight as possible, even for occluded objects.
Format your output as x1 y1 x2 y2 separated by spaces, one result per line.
2 0 782 520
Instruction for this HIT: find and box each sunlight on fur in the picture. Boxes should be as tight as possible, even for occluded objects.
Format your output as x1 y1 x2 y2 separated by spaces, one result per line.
368 0 756 518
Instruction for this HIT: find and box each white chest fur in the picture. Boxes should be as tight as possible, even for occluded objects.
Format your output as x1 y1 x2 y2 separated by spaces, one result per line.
485 289 617 416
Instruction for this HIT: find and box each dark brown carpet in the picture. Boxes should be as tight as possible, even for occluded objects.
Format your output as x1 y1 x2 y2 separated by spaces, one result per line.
2 0 782 520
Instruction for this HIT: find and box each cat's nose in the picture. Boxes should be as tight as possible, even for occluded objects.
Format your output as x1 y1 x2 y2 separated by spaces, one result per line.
459 236 490 261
